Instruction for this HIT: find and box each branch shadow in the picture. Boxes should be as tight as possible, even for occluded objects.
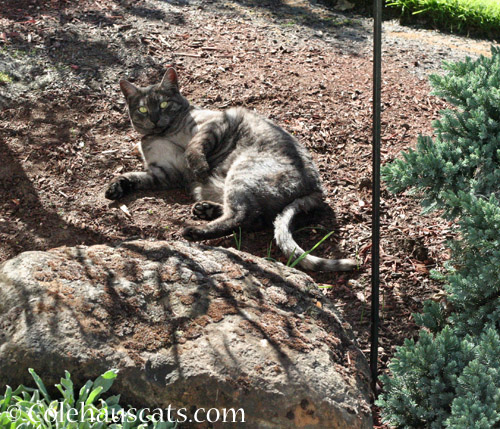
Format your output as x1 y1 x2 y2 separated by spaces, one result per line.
117 241 360 382
0 233 371 421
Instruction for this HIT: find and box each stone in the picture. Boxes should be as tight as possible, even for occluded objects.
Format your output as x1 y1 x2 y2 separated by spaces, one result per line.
0 240 372 428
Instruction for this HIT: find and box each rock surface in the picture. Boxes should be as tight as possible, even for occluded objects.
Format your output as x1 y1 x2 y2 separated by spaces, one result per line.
0 240 371 428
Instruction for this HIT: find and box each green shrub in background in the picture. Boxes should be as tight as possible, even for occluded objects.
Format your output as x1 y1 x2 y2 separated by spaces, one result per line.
377 47 500 427
0 369 177 428
387 0 500 39
326 0 500 40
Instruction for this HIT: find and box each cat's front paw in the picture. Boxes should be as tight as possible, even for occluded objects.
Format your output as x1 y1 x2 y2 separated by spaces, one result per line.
182 226 205 241
105 176 132 200
186 153 210 181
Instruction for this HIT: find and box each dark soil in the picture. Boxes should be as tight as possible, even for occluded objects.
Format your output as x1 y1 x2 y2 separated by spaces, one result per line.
0 0 495 425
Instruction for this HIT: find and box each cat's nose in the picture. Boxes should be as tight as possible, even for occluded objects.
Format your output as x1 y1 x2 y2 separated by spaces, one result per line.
151 113 160 124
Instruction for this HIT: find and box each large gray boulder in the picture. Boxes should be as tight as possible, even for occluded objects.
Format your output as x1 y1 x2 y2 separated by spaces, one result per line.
0 240 372 428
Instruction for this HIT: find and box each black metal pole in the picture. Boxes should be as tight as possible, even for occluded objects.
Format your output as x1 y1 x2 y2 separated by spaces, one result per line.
370 0 383 395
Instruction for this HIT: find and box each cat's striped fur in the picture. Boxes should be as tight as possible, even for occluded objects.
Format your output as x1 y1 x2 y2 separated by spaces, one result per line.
105 67 356 272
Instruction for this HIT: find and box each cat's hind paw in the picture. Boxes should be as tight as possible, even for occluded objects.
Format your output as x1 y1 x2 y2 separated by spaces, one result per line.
105 177 132 200
182 226 205 241
192 202 223 220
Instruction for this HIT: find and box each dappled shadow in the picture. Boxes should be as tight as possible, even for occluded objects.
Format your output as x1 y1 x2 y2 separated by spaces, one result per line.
127 5 166 21
0 0 71 19
43 29 123 84
218 0 372 55
156 0 190 6
0 138 108 257
117 241 358 379
0 0 188 98
294 203 342 249
0 239 371 420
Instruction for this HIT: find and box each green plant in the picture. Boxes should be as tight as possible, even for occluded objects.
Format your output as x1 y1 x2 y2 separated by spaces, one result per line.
286 230 334 269
378 47 500 427
0 72 12 84
359 302 366 324
232 227 242 251
0 369 177 428
263 240 277 262
317 284 333 289
387 0 500 39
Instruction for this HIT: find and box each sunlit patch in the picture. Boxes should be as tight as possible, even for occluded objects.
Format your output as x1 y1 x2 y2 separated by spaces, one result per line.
139 106 148 113
160 101 168 109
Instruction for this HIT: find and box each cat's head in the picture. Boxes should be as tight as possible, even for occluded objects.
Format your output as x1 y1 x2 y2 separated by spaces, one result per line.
119 67 190 136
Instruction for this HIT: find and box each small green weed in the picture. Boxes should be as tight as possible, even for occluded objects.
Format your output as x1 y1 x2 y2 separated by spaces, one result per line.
232 227 242 251
0 45 41 59
359 302 366 323
317 284 333 289
286 230 335 269
264 240 277 262
0 72 12 84
331 18 355 27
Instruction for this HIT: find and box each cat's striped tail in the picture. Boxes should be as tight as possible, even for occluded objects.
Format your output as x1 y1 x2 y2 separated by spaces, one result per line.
274 193 357 272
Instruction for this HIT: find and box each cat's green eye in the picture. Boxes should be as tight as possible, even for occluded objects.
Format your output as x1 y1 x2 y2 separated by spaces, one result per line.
160 101 168 109
138 106 148 113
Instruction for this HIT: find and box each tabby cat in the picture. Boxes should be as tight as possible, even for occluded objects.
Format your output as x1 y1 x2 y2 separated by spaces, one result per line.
105 67 356 271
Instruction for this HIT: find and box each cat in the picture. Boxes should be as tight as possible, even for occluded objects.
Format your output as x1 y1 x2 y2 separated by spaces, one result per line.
105 67 356 272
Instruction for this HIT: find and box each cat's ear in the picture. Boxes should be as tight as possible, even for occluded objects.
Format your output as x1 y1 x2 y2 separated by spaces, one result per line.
120 79 139 99
160 66 178 89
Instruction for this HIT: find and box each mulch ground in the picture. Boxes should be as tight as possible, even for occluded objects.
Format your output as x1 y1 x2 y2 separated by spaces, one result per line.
0 0 492 425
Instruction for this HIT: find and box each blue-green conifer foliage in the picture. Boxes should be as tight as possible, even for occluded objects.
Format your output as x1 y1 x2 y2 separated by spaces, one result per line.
377 47 500 428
